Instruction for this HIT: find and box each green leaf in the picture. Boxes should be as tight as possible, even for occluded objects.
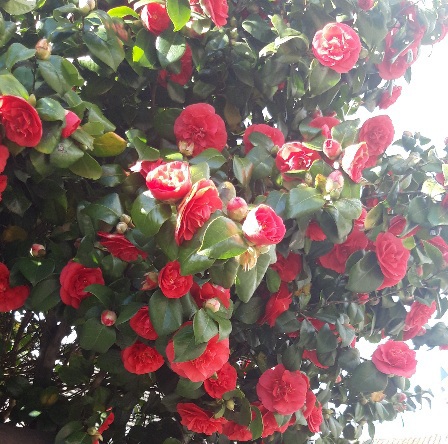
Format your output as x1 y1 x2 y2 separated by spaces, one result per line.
193 309 219 344
1 0 36 15
84 284 114 307
250 405 263 440
115 302 144 325
234 297 264 324
17 258 55 286
364 202 384 230
0 72 28 98
2 187 31 216
265 190 288 218
408 196 428 225
198 216 247 259
189 149 226 170
79 318 116 353
99 164 127 187
316 323 338 353
242 14 275 42
173 323 207 362
38 57 72 95
175 378 204 399
156 29 186 69
331 119 360 148
209 258 239 289
154 108 181 142
235 252 271 302
348 361 388 393
108 6 139 18
287 185 325 219
309 60 341 97
339 347 361 372
5 42 35 70
233 156 254 187
246 146 275 180
166 0 190 31
36 98 66 122
92 132 127 157
133 29 159 69
69 152 103 180
49 139 84 168
131 192 172 237
347 252 383 292
149 290 183 336
27 276 61 312
83 193 123 227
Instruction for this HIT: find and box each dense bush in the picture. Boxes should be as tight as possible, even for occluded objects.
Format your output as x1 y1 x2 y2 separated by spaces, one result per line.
0 0 447 443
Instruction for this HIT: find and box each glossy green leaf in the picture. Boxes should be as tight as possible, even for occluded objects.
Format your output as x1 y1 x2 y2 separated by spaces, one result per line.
193 309 219 344
149 290 183 336
347 252 383 292
131 192 172 237
49 139 84 168
133 29 159 69
348 361 388 393
309 60 341 97
156 29 186 68
79 318 116 353
235 253 271 302
36 98 66 122
92 132 127 157
166 0 190 31
1 0 36 15
189 149 226 170
5 42 35 70
287 185 325 219
0 72 28 98
69 153 103 180
173 323 207 362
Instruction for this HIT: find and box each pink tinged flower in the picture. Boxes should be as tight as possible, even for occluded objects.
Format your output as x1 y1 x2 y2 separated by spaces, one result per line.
243 123 285 154
140 3 170 36
341 142 369 183
61 110 81 138
323 138 342 160
101 310 117 327
226 197 249 222
378 86 402 110
201 0 229 27
242 204 286 246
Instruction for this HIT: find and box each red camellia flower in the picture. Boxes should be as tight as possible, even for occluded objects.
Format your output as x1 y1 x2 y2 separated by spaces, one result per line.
177 403 227 435
302 349 329 369
0 144 10 173
243 124 285 154
270 252 302 282
175 179 222 245
403 301 437 340
259 283 292 327
166 332 230 381
256 364 309 415
159 46 193 87
358 0 374 10
375 232 410 290
378 86 402 110
121 341 164 374
129 306 158 340
222 421 252 441
275 142 321 180
255 402 292 437
190 281 231 309
242 204 286 246
0 263 30 312
307 402 323 433
98 232 148 262
61 110 81 138
312 23 362 73
309 115 341 139
358 115 395 168
427 236 448 263
140 3 170 36
372 340 417 378
0 95 43 147
319 227 369 273
174 103 227 156
93 410 114 444
0 175 7 202
202 0 229 27
341 142 369 183
146 161 192 203
158 260 193 298
388 215 420 238
306 220 327 241
131 158 165 179
59 260 105 309
302 390 317 419
203 362 237 398
323 138 342 160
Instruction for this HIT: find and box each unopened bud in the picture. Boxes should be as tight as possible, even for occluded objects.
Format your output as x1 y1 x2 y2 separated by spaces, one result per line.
27 94 37 107
87 427 98 436
101 310 117 327
35 39 52 60
227 197 248 222
225 399 235 411
141 271 158 291
120 214 132 225
323 138 342 160
116 222 128 234
370 391 385 402
31 243 46 257
218 181 237 208
79 0 96 15
325 170 344 197
178 141 194 157
204 298 221 313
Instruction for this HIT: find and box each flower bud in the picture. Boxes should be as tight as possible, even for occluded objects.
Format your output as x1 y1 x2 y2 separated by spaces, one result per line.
35 39 52 60
115 222 128 234
178 141 194 157
79 0 96 15
120 214 132 225
225 399 235 411
237 246 259 271
31 243 46 257
323 138 342 160
101 310 117 327
226 197 249 222
218 181 237 208
204 298 221 313
326 170 344 200
87 427 99 436
27 94 37 107
370 391 385 402
141 271 158 291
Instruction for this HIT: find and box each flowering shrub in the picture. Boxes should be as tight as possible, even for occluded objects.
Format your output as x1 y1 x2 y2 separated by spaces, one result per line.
0 1 447 444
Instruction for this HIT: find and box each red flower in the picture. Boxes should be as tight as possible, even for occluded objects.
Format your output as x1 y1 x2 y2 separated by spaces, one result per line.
130 158 164 179
358 116 395 168
158 260 193 298
190 281 231 309
222 421 252 441
302 349 329 369
319 227 369 273
204 362 237 398
0 144 10 173
307 402 323 433
174 103 227 156
61 110 81 138
201 0 229 27
341 142 369 183
0 175 7 202
146 161 192 203
129 306 158 340
271 252 302 282
378 86 402 110
59 260 105 309
309 115 341 138
166 332 230 382
175 179 222 245
403 301 436 340
275 142 320 180
375 232 410 290
0 263 30 312
312 23 362 73
159 46 193 87
98 232 148 262
93 411 114 444
243 124 285 154
140 3 170 36
302 390 317 419
427 236 448 263
306 220 327 241
0 95 42 147
177 403 227 435
256 364 309 415
358 0 374 10
372 340 417 378
259 282 292 327
256 403 292 438
121 341 164 374
323 138 342 160
388 215 420 238
242 204 286 246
